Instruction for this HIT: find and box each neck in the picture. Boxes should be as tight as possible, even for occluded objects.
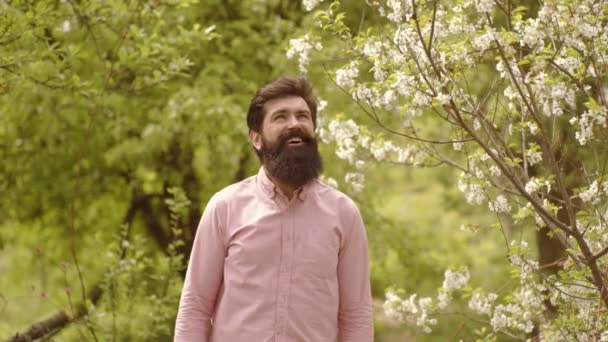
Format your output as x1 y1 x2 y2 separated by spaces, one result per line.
264 167 297 200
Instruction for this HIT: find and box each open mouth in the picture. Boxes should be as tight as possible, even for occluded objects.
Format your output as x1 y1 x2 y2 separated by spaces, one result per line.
287 137 304 146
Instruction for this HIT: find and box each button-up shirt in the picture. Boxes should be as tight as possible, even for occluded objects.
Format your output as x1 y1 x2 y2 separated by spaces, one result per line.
174 167 373 342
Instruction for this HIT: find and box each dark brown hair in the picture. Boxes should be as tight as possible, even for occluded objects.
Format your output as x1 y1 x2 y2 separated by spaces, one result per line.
246 76 318 133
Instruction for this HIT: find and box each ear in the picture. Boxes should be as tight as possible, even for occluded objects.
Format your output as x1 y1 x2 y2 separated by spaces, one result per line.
249 130 262 151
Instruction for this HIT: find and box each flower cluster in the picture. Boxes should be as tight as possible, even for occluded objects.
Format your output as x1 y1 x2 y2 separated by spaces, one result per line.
570 105 608 145
488 195 511 213
468 291 497 315
524 177 552 195
344 172 365 193
335 61 359 89
302 0 324 11
286 34 322 73
437 268 470 309
318 117 426 191
578 179 608 205
383 291 438 334
457 172 486 205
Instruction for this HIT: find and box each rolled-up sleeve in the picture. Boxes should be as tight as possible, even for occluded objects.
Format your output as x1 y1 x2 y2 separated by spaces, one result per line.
337 206 374 342
174 195 225 342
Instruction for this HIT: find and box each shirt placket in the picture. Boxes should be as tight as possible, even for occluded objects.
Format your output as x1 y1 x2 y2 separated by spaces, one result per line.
275 199 295 341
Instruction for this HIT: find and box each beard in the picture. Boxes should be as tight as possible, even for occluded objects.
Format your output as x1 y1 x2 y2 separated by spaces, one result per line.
260 128 323 189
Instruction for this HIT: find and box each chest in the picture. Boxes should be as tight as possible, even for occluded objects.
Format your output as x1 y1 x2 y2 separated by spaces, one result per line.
223 199 342 278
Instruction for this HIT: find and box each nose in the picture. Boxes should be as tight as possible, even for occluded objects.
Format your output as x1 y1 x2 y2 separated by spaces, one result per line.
286 114 302 128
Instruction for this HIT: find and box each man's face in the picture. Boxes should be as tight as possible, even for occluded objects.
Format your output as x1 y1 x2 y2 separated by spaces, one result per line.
250 96 322 188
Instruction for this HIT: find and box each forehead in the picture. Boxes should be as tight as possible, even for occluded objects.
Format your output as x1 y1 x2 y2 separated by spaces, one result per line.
263 96 310 116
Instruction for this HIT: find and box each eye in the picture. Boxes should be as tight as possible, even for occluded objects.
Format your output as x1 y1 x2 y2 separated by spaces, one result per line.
297 113 310 120
273 114 286 121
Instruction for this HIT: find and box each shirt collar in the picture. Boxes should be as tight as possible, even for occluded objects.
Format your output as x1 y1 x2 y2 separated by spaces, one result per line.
257 167 313 201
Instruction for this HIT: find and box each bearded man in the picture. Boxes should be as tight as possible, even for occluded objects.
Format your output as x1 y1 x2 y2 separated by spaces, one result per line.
174 76 373 342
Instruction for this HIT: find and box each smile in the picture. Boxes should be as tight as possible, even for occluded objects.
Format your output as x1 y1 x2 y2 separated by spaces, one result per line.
287 137 304 146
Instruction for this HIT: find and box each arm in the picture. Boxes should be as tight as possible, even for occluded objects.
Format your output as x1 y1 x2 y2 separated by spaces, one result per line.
337 207 374 342
174 195 225 342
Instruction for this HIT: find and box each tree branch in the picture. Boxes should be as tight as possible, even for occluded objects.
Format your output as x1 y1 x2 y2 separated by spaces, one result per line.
5 286 102 342
591 246 608 262
5 191 146 341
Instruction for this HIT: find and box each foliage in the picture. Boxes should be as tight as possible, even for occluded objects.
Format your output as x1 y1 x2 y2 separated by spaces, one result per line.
1 0 310 340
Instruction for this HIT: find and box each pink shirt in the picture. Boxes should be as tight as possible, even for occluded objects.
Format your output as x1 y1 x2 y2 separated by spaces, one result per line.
174 167 373 342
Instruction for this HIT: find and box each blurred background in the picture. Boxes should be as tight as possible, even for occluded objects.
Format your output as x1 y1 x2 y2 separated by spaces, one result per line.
1 0 522 340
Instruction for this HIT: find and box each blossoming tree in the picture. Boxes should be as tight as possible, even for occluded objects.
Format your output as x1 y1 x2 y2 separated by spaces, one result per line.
290 0 608 339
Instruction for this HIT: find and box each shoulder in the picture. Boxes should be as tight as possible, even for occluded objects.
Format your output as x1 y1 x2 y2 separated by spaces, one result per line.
207 175 258 210
312 179 360 215
312 180 366 244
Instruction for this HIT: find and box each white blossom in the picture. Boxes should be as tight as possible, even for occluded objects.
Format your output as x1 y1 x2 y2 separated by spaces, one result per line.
526 149 542 166
345 172 365 193
468 291 498 315
458 173 485 205
357 134 371 149
577 22 599 39
413 91 431 106
525 178 541 193
442 268 470 292
383 292 438 333
474 166 484 179
472 29 496 52
318 99 328 112
362 40 383 59
353 84 379 103
579 180 602 205
321 176 338 189
555 56 582 75
373 67 386 82
286 34 322 73
370 143 386 161
489 195 511 213
475 0 494 13
384 0 413 22
473 118 482 130
335 61 359 89
436 92 451 105
383 290 405 321
62 20 71 32
393 71 415 96
452 141 463 151
490 303 535 333
437 291 451 309
571 106 608 145
327 119 360 163
302 0 324 11
466 184 485 205
435 268 470 311
489 165 501 176
519 18 545 48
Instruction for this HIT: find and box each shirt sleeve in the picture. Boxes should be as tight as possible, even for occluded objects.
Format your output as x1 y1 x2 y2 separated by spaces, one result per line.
337 205 374 342
174 194 225 342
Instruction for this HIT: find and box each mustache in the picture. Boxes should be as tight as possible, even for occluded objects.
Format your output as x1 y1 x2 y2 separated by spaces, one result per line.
277 129 315 146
